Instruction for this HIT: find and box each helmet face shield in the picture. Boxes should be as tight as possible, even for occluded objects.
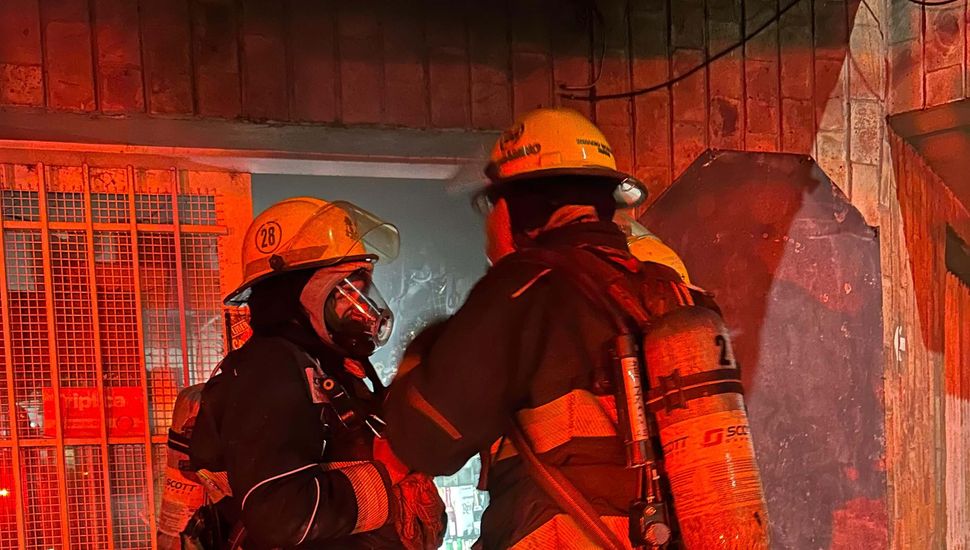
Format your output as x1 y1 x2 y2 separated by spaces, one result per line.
329 201 400 263
296 200 400 265
324 271 394 358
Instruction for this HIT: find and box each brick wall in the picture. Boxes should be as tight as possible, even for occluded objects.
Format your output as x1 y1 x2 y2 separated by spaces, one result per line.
0 0 878 200
889 0 969 114
0 1 911 222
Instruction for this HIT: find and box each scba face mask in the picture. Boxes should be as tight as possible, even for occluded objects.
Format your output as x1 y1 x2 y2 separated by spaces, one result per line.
323 272 394 359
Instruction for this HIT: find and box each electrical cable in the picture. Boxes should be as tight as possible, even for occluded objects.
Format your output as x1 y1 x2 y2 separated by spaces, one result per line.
560 2 608 91
559 0 802 101
906 0 961 6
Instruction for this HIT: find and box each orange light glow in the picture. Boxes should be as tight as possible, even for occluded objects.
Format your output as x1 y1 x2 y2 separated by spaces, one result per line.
0 488 10 497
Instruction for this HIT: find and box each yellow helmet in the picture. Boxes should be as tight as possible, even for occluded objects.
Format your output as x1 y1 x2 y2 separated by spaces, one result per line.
225 197 399 305
484 108 646 207
618 214 691 284
628 234 691 285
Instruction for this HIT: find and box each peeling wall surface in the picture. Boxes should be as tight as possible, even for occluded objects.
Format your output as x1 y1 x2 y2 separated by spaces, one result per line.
643 151 886 549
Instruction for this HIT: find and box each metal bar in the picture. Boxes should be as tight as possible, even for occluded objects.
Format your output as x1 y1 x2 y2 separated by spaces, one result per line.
137 223 227 235
81 164 117 550
171 171 190 388
11 434 167 447
127 165 159 550
2 220 228 234
0 164 28 550
0 221 41 230
37 163 73 549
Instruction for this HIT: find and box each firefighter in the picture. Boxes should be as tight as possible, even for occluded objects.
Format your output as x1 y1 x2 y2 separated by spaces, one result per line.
623 217 691 285
189 197 445 549
384 108 658 548
384 107 770 549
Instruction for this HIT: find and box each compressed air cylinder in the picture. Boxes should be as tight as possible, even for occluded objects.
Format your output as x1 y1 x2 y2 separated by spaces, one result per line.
643 306 769 549
157 384 207 550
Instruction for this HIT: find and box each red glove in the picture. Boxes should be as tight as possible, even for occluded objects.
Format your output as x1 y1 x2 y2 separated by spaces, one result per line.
392 473 447 550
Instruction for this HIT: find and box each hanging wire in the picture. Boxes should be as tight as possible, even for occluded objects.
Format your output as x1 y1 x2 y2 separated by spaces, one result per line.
560 2 608 91
559 0 802 102
906 0 961 6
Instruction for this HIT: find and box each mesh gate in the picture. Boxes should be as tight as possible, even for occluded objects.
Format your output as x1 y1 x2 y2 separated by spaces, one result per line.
0 162 250 549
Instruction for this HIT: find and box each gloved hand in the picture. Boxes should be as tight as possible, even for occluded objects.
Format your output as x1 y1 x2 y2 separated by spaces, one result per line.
392 473 447 550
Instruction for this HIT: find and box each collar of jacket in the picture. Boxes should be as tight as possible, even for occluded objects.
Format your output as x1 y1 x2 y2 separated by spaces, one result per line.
257 320 347 373
531 221 629 251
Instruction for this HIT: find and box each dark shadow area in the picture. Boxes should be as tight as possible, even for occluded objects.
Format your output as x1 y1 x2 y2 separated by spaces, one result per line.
641 150 885 549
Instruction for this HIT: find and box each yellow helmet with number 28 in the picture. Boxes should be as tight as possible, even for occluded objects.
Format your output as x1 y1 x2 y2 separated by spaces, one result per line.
224 197 399 305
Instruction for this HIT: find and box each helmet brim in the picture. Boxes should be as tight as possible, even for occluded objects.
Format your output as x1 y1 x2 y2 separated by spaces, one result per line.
484 166 647 208
223 254 378 306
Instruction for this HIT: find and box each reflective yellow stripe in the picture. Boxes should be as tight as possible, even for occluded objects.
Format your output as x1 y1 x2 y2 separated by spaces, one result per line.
321 462 390 534
492 389 619 461
510 514 632 549
511 268 552 298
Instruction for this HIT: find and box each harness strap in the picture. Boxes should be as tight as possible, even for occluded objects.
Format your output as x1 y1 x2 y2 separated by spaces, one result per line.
645 368 744 413
508 423 628 550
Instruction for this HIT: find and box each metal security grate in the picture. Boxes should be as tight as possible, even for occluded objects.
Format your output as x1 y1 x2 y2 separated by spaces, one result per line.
109 444 151 549
0 162 250 550
1 190 40 222
91 193 130 225
51 231 97 389
0 448 16 548
151 443 166 519
177 195 218 226
65 445 109 549
134 194 174 225
47 192 86 223
6 230 50 440
0 284 7 440
21 446 62 549
95 232 141 389
138 233 182 436
182 234 223 384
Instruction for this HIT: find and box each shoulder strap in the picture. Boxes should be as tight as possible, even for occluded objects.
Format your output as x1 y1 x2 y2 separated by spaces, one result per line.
512 246 649 331
269 337 381 434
